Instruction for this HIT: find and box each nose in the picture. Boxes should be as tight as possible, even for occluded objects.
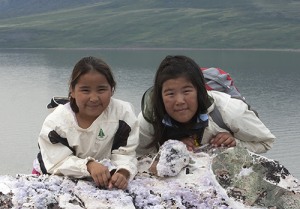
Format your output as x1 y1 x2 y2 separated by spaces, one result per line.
90 92 100 102
175 94 185 105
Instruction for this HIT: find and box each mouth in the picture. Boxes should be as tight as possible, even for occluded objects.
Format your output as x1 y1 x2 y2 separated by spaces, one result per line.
88 104 101 109
176 108 187 113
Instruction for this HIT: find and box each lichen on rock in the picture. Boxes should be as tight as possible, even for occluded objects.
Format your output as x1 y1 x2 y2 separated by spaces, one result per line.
1 143 300 208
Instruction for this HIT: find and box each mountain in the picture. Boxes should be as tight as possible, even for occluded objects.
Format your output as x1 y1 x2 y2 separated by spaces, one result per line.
0 0 300 49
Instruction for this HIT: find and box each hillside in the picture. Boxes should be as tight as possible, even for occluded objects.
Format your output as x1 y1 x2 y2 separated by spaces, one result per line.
0 0 300 49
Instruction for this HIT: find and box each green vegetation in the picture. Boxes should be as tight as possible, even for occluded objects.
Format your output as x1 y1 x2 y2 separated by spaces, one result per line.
0 0 300 49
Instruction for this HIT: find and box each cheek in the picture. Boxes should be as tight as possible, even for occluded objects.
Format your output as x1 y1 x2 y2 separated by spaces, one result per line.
102 93 112 104
190 96 198 111
162 97 173 112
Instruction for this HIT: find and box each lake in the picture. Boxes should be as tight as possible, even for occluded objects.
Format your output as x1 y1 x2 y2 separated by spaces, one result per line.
0 48 299 179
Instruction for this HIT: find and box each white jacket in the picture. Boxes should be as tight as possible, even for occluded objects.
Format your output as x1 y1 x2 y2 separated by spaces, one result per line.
38 98 139 180
136 91 275 156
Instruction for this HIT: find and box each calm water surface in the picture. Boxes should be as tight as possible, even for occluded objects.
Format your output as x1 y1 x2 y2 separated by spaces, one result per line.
0 49 299 178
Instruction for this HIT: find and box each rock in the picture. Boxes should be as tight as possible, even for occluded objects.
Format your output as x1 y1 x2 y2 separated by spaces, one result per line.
148 140 190 177
1 142 300 208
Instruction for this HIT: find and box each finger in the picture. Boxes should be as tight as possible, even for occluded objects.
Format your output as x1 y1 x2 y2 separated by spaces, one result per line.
211 138 223 146
101 173 109 187
108 179 114 189
216 134 231 146
227 139 236 147
120 180 128 190
181 139 195 151
114 175 124 189
95 174 105 187
122 183 128 190
212 133 224 144
222 137 234 146
104 170 111 186
92 175 100 186
184 138 195 147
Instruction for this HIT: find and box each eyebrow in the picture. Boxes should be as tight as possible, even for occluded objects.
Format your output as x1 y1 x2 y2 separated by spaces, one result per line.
97 85 109 88
183 84 194 89
163 85 194 93
78 85 109 89
163 88 173 94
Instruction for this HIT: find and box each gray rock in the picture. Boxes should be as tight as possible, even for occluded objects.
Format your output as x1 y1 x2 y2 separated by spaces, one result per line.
1 142 299 208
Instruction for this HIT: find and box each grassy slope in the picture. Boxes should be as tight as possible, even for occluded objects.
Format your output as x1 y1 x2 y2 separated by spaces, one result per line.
0 0 300 49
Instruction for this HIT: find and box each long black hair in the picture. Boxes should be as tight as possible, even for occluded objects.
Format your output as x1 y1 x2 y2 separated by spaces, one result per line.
147 55 208 148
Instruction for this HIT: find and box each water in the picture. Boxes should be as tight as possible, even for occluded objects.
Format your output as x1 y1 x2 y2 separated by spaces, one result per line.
0 48 299 179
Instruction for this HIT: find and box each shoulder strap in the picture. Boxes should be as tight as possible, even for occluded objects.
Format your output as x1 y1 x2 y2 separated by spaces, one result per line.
209 104 233 134
141 86 155 124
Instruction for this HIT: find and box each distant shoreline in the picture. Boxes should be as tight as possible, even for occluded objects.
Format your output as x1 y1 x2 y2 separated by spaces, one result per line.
1 47 300 52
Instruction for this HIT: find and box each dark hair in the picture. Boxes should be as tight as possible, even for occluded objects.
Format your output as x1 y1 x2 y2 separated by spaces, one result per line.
147 55 208 148
68 56 116 113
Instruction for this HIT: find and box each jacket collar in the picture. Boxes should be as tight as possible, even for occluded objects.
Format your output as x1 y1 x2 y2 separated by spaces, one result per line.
162 113 209 129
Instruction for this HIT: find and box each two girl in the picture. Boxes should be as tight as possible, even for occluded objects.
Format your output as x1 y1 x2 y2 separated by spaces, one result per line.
136 55 275 156
35 56 139 190
35 54 275 190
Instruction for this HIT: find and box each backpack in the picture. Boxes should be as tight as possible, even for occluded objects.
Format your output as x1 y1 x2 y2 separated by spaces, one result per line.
141 67 258 132
201 67 245 101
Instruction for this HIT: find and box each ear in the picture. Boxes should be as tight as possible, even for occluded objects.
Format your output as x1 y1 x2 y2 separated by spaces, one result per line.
71 86 75 98
111 89 114 96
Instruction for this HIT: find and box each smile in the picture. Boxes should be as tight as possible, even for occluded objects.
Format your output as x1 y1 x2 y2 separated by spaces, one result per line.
88 104 100 109
176 108 187 113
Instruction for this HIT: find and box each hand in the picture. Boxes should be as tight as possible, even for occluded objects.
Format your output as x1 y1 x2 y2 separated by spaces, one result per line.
109 169 129 190
179 134 198 152
210 132 236 148
87 161 111 187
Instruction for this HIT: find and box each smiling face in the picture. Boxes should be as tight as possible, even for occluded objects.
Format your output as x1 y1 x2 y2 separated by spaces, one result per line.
162 77 198 128
71 70 112 126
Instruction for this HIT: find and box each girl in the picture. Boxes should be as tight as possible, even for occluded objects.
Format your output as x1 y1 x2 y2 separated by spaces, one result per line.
136 55 275 156
34 56 139 190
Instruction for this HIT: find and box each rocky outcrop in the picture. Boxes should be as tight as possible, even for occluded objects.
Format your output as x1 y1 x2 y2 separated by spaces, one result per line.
1 141 300 209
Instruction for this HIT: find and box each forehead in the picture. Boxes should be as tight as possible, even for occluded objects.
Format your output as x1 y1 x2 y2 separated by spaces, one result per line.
76 70 108 85
162 77 194 89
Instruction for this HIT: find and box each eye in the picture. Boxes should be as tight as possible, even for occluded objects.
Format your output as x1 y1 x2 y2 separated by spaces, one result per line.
98 88 107 92
165 92 174 96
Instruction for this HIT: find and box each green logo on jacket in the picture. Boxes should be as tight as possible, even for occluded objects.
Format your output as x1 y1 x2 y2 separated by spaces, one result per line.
96 128 108 141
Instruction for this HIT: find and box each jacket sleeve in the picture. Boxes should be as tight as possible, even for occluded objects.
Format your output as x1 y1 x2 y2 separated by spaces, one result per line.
135 112 157 157
219 96 275 154
38 111 94 178
110 102 139 181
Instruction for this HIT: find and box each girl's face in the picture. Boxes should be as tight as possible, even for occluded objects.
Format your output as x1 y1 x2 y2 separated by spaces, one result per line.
71 70 112 124
162 77 198 128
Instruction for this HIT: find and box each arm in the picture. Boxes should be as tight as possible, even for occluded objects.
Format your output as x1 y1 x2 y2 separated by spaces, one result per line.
38 106 99 178
135 112 157 156
110 103 139 185
219 96 275 154
38 119 94 178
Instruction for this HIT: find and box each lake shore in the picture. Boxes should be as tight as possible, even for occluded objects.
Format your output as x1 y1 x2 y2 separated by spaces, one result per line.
1 47 300 52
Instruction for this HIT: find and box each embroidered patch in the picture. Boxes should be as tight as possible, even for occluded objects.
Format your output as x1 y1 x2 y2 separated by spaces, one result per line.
96 128 108 141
